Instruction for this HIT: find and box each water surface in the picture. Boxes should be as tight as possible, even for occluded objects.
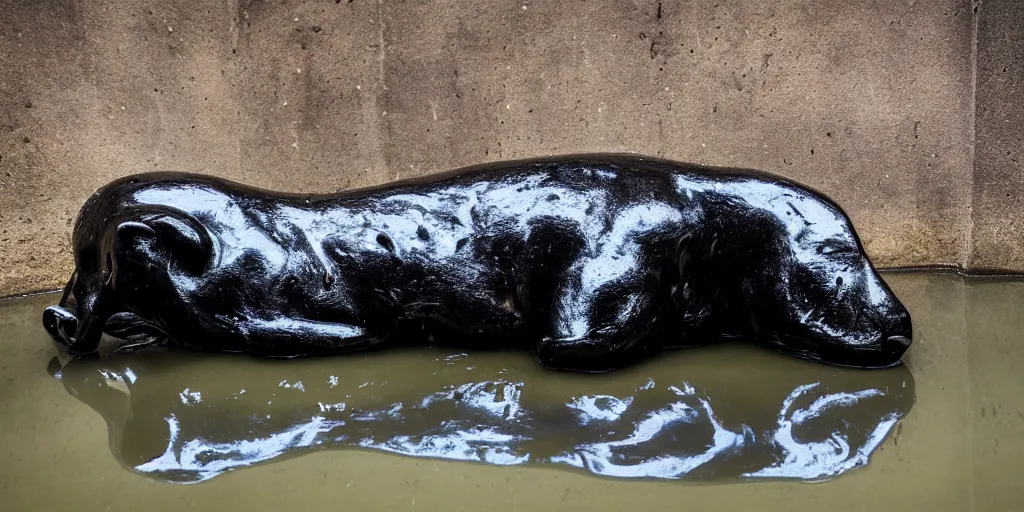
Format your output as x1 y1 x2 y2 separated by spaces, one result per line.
1 273 1022 511
52 342 913 484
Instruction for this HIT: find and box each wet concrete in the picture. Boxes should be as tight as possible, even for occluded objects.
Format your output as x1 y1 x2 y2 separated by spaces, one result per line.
0 0 981 297
1 272 1023 510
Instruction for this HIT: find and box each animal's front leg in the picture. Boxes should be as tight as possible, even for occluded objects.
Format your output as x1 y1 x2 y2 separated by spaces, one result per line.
535 317 661 372
535 256 662 372
237 317 378 358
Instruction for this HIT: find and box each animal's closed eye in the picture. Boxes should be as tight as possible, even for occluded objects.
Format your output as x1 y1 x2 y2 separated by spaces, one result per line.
817 241 855 256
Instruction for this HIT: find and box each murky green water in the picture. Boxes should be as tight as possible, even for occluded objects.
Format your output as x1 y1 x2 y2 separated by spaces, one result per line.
1 273 1022 510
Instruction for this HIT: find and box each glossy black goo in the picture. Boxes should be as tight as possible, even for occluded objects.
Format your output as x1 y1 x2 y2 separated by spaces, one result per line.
43 154 912 370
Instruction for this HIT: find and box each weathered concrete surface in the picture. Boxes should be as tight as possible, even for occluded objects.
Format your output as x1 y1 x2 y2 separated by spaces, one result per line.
971 0 1024 271
0 0 386 296
0 0 979 296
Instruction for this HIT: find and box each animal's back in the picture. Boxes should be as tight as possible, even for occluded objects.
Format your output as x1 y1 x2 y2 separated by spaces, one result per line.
75 154 794 242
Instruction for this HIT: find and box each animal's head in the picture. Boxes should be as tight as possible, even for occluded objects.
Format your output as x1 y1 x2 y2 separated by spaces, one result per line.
43 176 214 355
43 184 124 355
684 177 912 368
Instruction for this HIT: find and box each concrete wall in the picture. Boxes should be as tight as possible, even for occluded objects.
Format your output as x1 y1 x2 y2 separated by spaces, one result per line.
972 0 1024 271
0 0 1010 297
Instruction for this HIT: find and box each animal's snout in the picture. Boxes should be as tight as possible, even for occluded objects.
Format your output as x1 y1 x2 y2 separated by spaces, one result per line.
43 306 78 346
881 304 913 357
886 335 912 355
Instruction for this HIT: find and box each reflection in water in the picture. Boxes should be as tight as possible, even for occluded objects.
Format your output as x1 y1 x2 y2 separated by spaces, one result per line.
52 344 914 484
745 384 900 480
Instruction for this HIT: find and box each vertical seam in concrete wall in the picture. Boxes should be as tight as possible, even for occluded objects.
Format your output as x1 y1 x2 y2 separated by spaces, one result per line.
367 0 388 183
967 0 980 269
229 0 243 178
377 0 387 100
379 0 390 180
966 3 979 508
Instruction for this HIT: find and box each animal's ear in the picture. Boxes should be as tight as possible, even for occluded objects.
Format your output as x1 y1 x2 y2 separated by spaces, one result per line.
116 221 156 241
115 221 158 255
688 205 791 309
149 214 212 274
117 214 211 274
693 205 787 267
147 215 207 254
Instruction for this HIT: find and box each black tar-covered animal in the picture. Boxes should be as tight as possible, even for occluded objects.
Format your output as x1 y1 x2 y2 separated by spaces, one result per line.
43 154 913 371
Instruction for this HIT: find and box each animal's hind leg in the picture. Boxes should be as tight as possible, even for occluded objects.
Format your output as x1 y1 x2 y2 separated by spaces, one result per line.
535 256 665 372
536 328 660 372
